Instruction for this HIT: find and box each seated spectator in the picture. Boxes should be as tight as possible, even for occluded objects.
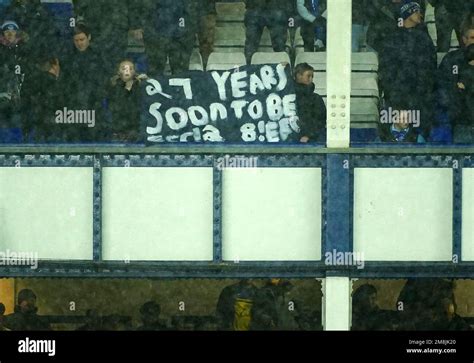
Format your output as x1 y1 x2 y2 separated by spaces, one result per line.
4 289 50 331
131 0 199 76
440 297 472 331
76 309 101 331
0 20 26 141
379 1 436 139
294 63 326 143
0 302 11 331
396 278 466 330
137 301 167 331
437 21 474 139
352 284 395 330
378 107 426 142
215 279 258 331
453 44 474 143
105 59 146 143
250 279 296 330
244 0 294 64
296 0 327 52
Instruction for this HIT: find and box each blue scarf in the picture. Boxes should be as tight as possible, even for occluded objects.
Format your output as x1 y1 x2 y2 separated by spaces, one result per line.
390 125 410 141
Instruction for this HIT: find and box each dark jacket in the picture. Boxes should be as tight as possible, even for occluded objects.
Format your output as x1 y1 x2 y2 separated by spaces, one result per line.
294 82 326 142
379 25 436 131
105 78 142 141
4 307 50 331
20 68 68 141
5 0 59 59
62 46 107 111
456 62 474 126
250 282 294 331
437 49 466 124
0 36 27 127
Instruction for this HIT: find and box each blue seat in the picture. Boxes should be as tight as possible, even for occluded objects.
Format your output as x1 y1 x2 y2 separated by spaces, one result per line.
351 128 378 143
0 127 22 144
430 125 453 143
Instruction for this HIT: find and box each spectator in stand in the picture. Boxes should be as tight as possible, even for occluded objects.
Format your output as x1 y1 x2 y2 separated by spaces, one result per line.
72 0 139 73
427 0 474 51
453 44 474 143
105 59 147 143
215 280 258 331
378 106 426 143
244 0 293 64
4 0 59 63
0 20 27 143
397 279 471 330
62 24 107 142
136 301 167 331
366 0 403 53
131 0 199 76
76 309 101 331
20 55 67 142
250 279 297 330
296 0 327 52
4 289 50 330
294 63 326 143
196 0 217 69
437 21 474 140
352 0 371 52
0 302 11 331
379 1 436 139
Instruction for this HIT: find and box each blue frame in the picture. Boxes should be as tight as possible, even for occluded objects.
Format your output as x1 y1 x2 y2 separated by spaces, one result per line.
0 145 473 279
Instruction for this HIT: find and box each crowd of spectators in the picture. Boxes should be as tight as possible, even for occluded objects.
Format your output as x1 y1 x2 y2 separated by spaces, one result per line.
0 0 473 144
1 278 471 331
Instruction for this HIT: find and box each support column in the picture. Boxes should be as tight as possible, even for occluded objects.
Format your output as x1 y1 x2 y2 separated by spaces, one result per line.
326 0 352 148
323 276 351 330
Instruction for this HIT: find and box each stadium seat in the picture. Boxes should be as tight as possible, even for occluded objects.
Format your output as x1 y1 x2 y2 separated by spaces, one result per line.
437 52 447 66
295 52 327 72
41 0 74 40
206 52 246 71
214 25 246 52
189 50 204 71
250 51 291 66
295 52 378 75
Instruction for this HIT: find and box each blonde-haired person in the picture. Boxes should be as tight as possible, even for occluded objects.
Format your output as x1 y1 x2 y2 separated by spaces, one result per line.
106 60 148 143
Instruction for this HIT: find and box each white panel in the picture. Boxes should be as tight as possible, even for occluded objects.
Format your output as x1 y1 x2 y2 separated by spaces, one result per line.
222 168 321 261
0 168 93 259
102 168 213 261
323 277 351 330
462 169 474 261
354 168 453 261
